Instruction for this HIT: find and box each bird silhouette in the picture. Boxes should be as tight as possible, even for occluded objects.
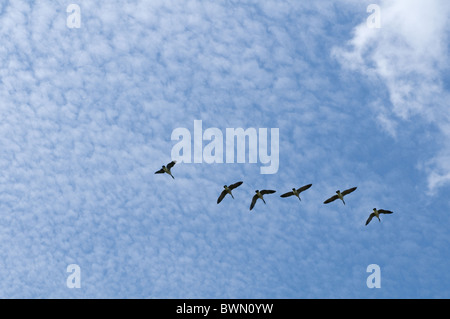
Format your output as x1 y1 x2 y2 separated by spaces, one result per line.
155 161 177 179
250 189 276 211
280 184 312 201
366 208 393 225
217 181 243 204
323 187 357 205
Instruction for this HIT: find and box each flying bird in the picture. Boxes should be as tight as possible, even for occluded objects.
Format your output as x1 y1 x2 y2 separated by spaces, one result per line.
217 181 243 204
280 184 312 201
155 160 177 179
250 189 276 211
323 187 357 205
365 208 393 225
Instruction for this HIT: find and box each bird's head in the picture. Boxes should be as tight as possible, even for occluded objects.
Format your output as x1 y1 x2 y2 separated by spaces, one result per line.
373 208 377 211
255 190 259 193
292 188 296 191
223 185 227 188
336 190 340 194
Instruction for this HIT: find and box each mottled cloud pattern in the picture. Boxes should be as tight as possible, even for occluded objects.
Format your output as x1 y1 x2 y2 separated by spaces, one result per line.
0 0 448 298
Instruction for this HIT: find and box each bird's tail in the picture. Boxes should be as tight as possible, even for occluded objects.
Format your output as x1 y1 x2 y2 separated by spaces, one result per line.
262 198 266 204
231 193 234 199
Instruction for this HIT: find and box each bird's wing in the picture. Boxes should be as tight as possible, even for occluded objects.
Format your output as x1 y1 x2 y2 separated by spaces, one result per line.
229 181 243 190
155 169 165 174
323 195 339 204
365 213 375 225
260 190 276 195
378 209 393 214
167 161 177 169
342 187 357 196
280 192 294 198
297 184 312 193
217 190 227 204
250 195 258 210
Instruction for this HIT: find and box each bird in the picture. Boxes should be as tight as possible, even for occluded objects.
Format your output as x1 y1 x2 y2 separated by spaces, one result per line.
155 160 177 179
323 187 357 205
217 181 243 204
250 189 276 211
280 184 312 201
365 208 393 225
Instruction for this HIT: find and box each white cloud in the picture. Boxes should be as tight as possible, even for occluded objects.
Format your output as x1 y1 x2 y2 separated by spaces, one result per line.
333 0 450 191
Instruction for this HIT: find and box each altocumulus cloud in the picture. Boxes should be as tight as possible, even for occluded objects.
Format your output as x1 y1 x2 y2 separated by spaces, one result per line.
0 0 449 298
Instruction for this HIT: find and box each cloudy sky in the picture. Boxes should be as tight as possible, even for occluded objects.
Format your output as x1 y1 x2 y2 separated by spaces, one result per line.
0 0 449 298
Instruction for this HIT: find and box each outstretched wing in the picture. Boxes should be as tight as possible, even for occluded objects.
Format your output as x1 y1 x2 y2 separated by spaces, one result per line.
342 187 357 196
250 195 258 210
229 181 243 190
378 209 393 215
323 195 339 204
167 161 177 169
260 189 276 195
297 184 312 193
155 168 165 174
280 191 294 198
217 190 227 204
365 213 376 226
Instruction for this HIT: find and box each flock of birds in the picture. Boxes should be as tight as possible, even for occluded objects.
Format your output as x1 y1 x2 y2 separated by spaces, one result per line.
155 160 394 226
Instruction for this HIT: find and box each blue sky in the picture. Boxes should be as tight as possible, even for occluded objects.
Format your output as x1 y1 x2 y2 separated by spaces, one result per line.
0 0 449 298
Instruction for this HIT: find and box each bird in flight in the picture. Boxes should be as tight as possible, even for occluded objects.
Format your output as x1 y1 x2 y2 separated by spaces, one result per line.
280 184 312 201
217 181 243 204
323 187 357 205
250 189 276 211
155 160 177 179
365 208 393 225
